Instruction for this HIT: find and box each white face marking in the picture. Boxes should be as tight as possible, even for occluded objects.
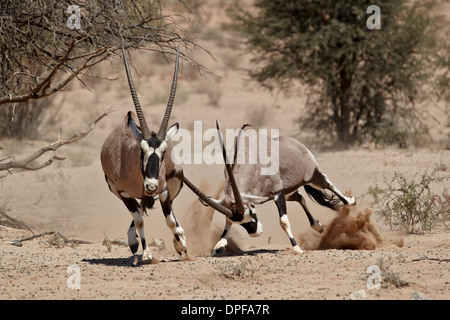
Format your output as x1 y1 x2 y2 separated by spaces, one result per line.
144 178 158 191
140 140 168 192
140 140 168 167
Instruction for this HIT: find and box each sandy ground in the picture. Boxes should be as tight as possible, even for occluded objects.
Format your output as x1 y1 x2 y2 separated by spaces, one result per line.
1 1 449 301
0 224 449 300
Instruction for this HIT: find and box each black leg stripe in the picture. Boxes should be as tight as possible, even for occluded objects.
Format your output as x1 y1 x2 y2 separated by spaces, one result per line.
130 242 139 254
220 229 228 239
290 237 297 247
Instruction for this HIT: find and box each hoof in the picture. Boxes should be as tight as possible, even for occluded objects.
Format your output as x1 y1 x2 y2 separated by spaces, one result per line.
173 238 187 255
312 221 324 234
212 247 225 256
181 252 192 261
212 238 227 256
142 248 153 261
292 245 304 254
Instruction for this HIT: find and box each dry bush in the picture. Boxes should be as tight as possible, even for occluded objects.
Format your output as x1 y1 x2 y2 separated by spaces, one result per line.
217 259 258 279
367 170 449 233
376 256 409 288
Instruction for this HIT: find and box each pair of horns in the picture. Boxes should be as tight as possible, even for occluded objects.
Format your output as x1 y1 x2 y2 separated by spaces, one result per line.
121 43 179 140
183 121 246 220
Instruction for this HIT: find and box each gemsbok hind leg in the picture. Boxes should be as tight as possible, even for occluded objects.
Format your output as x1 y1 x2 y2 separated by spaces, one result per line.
286 191 324 233
305 170 356 208
322 173 356 205
122 197 152 261
274 190 304 254
159 190 187 256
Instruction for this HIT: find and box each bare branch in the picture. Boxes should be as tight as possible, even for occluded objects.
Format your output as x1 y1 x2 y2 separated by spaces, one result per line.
0 231 93 246
0 209 34 234
0 108 113 177
0 0 211 106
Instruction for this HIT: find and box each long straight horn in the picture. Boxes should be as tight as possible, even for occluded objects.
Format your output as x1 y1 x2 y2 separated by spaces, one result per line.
121 44 151 138
157 46 180 139
182 176 234 219
216 121 245 215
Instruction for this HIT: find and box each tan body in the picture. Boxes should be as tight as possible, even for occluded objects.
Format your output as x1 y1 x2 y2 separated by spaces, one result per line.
183 123 356 255
223 126 321 203
100 45 186 262
101 112 182 200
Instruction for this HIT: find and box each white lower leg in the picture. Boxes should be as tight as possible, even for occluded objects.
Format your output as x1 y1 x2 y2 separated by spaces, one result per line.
212 238 228 256
131 211 152 261
166 211 187 254
323 174 356 205
280 214 303 254
138 228 152 261
212 220 232 256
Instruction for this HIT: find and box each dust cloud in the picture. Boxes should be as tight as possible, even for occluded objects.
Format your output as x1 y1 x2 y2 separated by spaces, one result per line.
298 205 403 251
183 179 243 255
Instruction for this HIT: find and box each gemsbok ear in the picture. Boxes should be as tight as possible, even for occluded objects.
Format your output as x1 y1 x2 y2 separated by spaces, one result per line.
127 112 143 141
165 122 179 141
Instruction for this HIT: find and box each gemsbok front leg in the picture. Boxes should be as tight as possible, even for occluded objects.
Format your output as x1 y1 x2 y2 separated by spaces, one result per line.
212 219 233 256
286 191 324 233
274 190 303 254
121 197 152 261
159 190 187 256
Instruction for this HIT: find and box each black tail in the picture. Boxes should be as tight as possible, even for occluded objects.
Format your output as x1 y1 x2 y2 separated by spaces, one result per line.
304 185 342 210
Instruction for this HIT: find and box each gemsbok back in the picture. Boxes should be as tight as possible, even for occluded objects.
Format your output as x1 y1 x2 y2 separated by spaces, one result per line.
100 45 187 262
183 122 356 255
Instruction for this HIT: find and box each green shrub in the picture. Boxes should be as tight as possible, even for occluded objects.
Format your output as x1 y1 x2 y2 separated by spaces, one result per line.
367 170 449 233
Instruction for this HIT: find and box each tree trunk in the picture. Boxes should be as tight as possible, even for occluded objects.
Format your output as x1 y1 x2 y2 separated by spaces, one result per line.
333 69 354 147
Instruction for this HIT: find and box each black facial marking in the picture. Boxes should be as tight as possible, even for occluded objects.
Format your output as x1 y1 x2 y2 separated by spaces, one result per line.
146 136 163 149
142 136 165 181
240 220 259 234
239 212 259 234
146 152 160 179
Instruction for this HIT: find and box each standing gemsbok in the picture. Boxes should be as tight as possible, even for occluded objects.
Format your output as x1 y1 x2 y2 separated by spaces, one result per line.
101 45 186 262
183 122 356 255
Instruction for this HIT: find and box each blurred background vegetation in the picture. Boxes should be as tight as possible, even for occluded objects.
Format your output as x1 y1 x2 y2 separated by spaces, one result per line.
228 0 449 148
0 0 449 148
0 0 208 139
